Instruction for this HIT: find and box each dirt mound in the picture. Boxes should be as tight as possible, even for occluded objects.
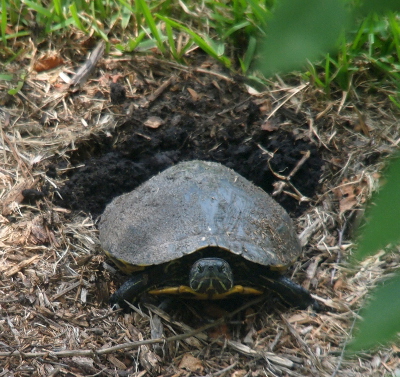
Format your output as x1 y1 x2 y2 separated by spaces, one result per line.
55 71 323 218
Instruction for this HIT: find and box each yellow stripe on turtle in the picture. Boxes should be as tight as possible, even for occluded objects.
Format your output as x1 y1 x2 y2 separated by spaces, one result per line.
148 285 263 299
105 250 147 274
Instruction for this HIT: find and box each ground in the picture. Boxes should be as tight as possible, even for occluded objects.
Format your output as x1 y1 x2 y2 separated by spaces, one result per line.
0 47 399 376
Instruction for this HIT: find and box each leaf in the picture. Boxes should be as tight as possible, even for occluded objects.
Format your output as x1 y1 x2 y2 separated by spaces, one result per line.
261 119 279 132
34 55 64 72
348 273 400 351
178 353 204 373
357 0 400 15
333 176 368 215
355 155 400 260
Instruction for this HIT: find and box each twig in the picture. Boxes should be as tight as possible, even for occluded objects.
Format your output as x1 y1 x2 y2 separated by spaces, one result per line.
287 150 311 180
217 97 251 116
268 150 311 202
330 312 359 377
47 367 61 377
50 281 81 301
69 41 106 89
267 84 308 120
211 361 238 376
194 68 235 83
144 57 235 83
0 333 193 359
224 339 294 369
330 211 351 284
145 77 175 105
279 313 321 369
145 303 208 342
298 218 322 247
4 255 41 277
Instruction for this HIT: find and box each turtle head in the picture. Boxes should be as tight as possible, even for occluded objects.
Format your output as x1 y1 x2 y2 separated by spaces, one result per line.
189 258 234 296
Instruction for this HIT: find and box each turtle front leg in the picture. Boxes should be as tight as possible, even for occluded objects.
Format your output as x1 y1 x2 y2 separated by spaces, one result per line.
109 272 151 308
258 274 318 310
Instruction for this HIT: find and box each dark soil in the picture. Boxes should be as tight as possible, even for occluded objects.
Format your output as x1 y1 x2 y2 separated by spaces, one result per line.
54 69 324 218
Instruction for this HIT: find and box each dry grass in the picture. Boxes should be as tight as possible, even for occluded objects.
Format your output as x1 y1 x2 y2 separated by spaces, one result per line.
1 42 400 376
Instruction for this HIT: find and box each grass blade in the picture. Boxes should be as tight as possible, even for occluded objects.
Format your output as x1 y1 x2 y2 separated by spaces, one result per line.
52 0 62 18
165 23 178 60
1 0 7 45
22 0 54 20
136 0 166 54
388 12 400 62
8 73 26 95
240 35 257 73
69 2 87 32
157 15 231 68
222 20 251 39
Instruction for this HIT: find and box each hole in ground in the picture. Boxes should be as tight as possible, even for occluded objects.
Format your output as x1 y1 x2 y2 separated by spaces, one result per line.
53 71 324 218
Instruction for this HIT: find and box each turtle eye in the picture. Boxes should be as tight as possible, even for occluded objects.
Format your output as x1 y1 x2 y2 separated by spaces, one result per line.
198 265 204 273
218 265 225 273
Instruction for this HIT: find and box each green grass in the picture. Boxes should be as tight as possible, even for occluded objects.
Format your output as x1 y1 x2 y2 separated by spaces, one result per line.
1 0 399 97
306 12 400 99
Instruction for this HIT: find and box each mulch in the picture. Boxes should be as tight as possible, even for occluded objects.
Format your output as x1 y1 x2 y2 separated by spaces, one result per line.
1 42 400 376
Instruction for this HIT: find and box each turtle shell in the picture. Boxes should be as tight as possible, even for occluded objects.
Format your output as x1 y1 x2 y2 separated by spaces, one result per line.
99 160 301 273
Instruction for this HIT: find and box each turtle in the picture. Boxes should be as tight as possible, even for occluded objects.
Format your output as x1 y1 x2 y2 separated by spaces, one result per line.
99 160 317 310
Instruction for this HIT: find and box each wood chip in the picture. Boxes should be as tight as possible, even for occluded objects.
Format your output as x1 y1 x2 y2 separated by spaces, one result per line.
108 355 127 370
187 87 199 101
179 353 203 373
144 116 165 129
4 255 41 277
1 178 38 216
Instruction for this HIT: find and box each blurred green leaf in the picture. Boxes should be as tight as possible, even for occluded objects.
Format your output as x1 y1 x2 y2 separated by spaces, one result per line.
257 0 349 76
349 273 400 351
358 0 400 15
355 155 400 260
0 74 14 80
